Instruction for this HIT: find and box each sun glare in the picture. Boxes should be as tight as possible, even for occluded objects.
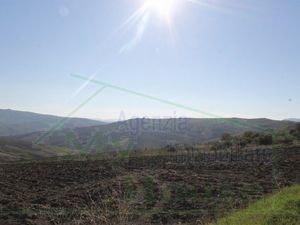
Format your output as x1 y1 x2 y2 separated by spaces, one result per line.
145 0 176 19
119 0 210 52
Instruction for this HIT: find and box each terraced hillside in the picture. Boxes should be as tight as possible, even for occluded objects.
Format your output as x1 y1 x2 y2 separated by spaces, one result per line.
0 146 299 225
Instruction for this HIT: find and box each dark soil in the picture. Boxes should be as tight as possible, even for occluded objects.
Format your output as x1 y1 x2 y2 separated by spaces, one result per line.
0 147 299 225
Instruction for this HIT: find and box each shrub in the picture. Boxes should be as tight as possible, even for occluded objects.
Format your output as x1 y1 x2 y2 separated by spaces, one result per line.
242 131 259 145
258 134 273 145
273 131 294 144
221 133 233 147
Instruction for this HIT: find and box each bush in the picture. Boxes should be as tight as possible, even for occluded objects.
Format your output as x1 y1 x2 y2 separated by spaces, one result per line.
294 123 300 140
258 134 273 145
290 123 300 140
273 132 294 144
221 133 233 147
221 133 232 142
296 123 300 133
242 131 259 145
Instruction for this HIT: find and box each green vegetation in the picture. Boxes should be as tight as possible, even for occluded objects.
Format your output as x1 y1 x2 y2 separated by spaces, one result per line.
17 118 293 153
213 185 300 225
216 123 300 150
141 176 158 208
122 176 136 199
273 123 300 145
64 131 82 150
0 137 77 163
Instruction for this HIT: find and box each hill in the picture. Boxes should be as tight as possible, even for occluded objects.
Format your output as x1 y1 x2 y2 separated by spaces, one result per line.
213 185 300 225
285 118 300 122
0 137 78 163
0 109 105 136
18 118 292 153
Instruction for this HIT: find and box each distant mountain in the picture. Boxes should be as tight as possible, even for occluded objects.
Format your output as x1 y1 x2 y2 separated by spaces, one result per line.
0 109 106 137
18 118 292 153
285 118 300 122
0 137 77 163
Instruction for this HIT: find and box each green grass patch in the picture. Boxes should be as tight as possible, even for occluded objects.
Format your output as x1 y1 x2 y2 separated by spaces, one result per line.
212 185 300 225
122 175 136 199
141 176 157 208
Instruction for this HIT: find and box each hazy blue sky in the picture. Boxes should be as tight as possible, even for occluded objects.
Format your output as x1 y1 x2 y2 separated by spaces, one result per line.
0 0 299 120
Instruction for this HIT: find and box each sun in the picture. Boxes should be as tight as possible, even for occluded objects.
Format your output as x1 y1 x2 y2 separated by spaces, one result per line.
117 0 221 52
145 0 176 19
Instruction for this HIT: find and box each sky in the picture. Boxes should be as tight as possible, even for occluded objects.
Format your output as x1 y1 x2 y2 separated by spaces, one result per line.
0 0 299 121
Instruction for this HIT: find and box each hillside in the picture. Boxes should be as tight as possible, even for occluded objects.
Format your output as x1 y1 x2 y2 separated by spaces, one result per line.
286 118 300 122
0 109 105 136
18 118 292 153
0 137 77 163
0 145 298 224
213 185 300 225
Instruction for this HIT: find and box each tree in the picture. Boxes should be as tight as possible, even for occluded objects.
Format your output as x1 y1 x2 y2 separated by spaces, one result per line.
221 133 232 142
289 123 300 140
296 123 300 133
242 131 255 145
258 134 273 145
273 131 293 144
295 123 300 140
221 133 233 147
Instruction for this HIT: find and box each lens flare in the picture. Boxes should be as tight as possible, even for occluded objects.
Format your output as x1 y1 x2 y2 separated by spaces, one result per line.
145 0 176 19
116 0 230 53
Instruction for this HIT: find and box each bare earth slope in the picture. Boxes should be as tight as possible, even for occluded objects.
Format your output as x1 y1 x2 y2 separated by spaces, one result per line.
0 146 299 225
